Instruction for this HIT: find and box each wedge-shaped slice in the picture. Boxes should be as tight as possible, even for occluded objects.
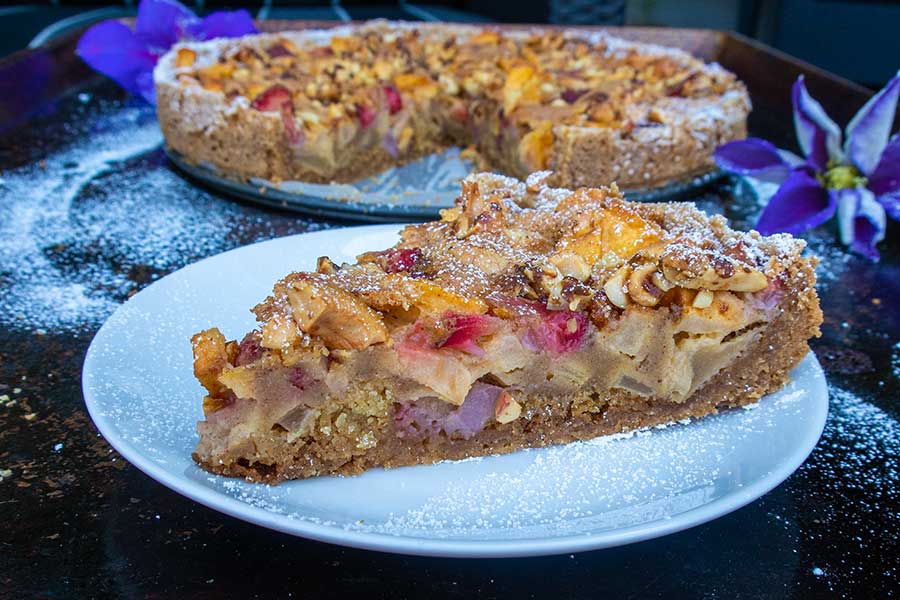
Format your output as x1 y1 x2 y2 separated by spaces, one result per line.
191 172 822 483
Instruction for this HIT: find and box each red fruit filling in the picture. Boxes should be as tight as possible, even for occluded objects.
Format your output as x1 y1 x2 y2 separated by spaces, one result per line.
288 367 312 391
266 44 294 58
251 84 301 144
561 89 587 104
437 313 502 356
401 312 502 357
518 304 590 355
448 100 468 123
749 277 785 313
383 85 403 114
384 247 422 273
235 332 262 366
356 103 376 128
393 382 502 439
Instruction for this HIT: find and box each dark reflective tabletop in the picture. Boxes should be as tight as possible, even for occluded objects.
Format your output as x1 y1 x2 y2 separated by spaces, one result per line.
1 26 898 599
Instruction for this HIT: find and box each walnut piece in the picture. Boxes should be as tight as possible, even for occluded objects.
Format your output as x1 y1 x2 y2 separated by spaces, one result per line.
660 243 768 292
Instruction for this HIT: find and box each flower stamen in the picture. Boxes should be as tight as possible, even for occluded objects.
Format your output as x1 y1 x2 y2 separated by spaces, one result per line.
821 164 866 190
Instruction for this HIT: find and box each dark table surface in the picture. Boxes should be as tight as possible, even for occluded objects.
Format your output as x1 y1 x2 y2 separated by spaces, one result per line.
1 25 899 599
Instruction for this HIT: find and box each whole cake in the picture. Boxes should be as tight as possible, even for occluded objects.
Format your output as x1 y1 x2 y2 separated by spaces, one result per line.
155 21 750 190
191 172 822 483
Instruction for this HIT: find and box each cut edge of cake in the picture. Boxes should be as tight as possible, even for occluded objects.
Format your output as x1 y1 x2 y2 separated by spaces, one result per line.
190 171 822 484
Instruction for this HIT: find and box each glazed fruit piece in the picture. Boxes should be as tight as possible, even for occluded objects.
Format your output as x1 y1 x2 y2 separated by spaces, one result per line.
155 21 750 191
191 172 822 483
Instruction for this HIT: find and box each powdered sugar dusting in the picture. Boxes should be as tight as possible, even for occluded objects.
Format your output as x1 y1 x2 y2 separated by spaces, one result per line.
0 106 162 330
761 386 900 589
0 98 326 333
352 385 810 538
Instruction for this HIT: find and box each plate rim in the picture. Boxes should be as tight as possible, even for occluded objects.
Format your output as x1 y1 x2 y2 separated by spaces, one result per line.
82 225 829 558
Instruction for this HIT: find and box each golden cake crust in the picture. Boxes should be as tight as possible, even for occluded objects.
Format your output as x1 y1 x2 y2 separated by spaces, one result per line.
154 21 750 190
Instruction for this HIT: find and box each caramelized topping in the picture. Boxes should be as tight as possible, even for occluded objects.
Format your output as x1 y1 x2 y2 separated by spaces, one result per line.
251 174 774 354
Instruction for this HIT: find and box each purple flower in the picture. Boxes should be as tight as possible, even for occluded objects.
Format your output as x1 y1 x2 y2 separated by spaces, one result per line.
76 0 256 104
714 72 900 260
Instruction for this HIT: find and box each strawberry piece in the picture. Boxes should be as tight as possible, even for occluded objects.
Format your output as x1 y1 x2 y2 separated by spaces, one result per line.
393 383 501 440
266 44 294 58
448 100 468 123
251 84 301 144
384 248 422 273
748 277 785 313
251 84 291 112
438 313 501 356
356 103 377 128
358 247 424 273
235 332 262 366
529 310 589 355
383 85 403 114
561 89 587 104
288 367 311 391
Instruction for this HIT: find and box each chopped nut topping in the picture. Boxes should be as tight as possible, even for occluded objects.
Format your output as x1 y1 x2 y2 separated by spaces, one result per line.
627 261 665 307
316 256 338 274
661 242 768 292
603 264 630 309
166 25 743 164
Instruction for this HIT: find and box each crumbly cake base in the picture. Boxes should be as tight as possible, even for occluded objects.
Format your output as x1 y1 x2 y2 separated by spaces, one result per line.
193 259 819 484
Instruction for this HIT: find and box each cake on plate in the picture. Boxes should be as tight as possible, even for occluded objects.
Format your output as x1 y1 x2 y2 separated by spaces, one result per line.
155 21 750 191
190 172 821 483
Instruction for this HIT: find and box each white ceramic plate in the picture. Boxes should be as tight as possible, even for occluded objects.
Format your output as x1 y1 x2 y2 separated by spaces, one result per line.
82 225 829 558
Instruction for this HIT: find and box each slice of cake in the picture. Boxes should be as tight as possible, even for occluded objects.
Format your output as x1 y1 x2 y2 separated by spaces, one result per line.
155 21 749 191
191 172 822 483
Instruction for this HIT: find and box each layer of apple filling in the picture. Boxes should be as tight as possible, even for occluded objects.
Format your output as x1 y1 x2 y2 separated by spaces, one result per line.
193 278 779 465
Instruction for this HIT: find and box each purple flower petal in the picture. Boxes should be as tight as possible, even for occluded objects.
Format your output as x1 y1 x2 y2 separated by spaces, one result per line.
792 76 842 170
845 71 900 176
835 187 886 260
76 21 157 100
876 190 900 222
135 0 200 53
778 149 806 168
868 134 900 196
196 10 257 41
756 168 835 235
713 138 792 183
134 69 157 104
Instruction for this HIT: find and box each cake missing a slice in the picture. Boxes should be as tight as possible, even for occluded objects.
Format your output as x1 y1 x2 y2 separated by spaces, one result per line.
191 172 822 483
155 21 749 191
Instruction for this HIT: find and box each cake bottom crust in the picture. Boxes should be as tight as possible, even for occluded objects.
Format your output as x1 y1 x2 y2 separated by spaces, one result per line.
193 276 820 484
